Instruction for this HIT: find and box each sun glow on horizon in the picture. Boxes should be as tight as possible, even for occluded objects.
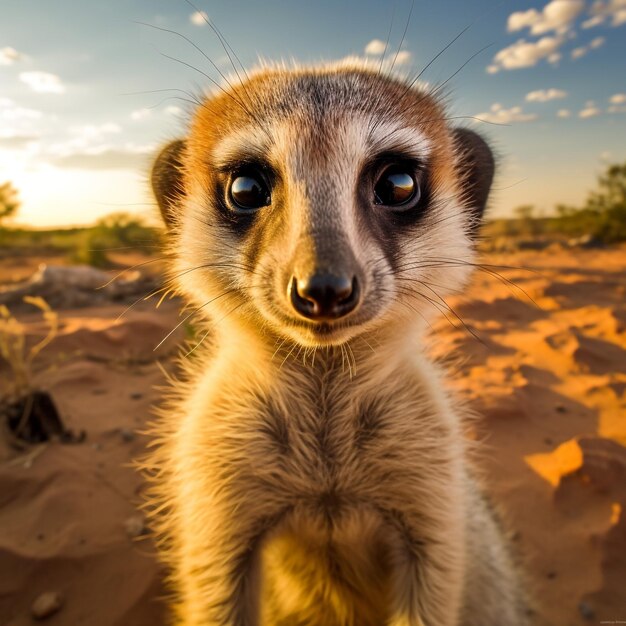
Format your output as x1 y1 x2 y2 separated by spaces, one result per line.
0 0 625 227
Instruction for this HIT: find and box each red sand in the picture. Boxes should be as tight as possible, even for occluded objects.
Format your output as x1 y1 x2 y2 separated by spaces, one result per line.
1 246 625 625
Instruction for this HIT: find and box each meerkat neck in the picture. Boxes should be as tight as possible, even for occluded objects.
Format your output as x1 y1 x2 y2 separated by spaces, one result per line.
206 316 426 388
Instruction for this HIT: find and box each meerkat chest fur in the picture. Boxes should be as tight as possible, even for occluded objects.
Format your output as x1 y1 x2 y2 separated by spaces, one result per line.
150 62 529 626
180 332 464 503
171 333 467 625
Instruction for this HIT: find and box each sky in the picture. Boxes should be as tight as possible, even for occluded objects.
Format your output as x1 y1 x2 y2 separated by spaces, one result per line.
1 0 625 227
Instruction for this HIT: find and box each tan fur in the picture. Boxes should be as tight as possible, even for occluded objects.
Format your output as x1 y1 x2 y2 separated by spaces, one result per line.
146 61 530 625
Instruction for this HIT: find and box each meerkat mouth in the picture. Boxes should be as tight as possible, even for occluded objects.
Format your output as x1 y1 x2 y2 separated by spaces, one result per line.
278 316 367 347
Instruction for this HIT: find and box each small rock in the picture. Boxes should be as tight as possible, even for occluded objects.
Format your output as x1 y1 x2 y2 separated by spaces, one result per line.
31 591 63 620
130 392 143 400
555 404 567 413
544 437 554 446
546 571 557 579
578 601 595 621
119 428 136 443
567 234 604 249
124 515 146 538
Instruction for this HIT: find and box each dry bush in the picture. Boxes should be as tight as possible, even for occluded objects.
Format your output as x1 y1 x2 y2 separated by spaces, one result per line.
0 296 58 400
0 297 61 449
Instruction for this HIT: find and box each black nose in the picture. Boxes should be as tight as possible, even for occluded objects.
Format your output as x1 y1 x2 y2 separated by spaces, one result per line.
290 273 360 321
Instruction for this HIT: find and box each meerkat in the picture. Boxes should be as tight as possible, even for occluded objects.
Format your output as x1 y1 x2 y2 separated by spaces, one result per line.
147 59 530 626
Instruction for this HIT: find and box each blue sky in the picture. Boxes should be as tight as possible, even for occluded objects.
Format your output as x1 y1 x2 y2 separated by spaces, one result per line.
1 0 625 226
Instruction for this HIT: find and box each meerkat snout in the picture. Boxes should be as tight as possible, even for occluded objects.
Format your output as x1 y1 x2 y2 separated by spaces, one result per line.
289 273 360 321
287 229 363 321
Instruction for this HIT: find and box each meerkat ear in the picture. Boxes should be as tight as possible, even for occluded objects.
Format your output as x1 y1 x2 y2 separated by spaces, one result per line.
452 128 495 229
151 140 186 227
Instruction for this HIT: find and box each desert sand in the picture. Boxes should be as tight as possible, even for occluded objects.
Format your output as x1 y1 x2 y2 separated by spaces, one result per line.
0 245 625 625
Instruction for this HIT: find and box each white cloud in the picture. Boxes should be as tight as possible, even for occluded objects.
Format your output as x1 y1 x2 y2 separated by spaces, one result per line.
190 11 208 26
130 108 152 121
590 36 606 48
364 39 387 56
557 108 571 117
476 103 538 124
69 123 121 140
44 126 153 172
0 106 43 122
548 52 562 64
363 39 412 64
608 93 626 113
581 14 605 28
0 98 43 122
588 0 626 27
47 123 123 158
0 133 39 149
571 35 606 59
507 10 540 32
333 54 417 75
394 50 412 65
50 145 155 171
526 88 568 102
365 39 411 65
507 0 584 35
488 36 564 72
19 71 65 94
579 101 601 118
0 46 21 66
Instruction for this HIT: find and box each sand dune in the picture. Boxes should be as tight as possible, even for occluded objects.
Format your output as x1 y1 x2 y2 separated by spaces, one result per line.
433 246 626 626
0 246 625 625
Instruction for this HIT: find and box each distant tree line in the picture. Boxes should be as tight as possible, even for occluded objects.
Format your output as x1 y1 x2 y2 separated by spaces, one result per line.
0 181 20 224
504 161 626 243
2 161 626 253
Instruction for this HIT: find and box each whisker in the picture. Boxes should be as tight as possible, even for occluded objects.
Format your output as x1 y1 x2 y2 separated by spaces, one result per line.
416 280 484 344
378 3 396 74
185 298 249 357
388 0 414 75
427 42 494 101
271 335 291 363
180 0 271 141
144 95 198 109
120 87 202 105
153 287 240 351
279 339 300 370
137 20 261 122
182 0 249 82
97 256 169 289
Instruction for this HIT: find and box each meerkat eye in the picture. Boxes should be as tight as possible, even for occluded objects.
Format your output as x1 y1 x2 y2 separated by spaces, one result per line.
374 166 419 208
228 169 271 211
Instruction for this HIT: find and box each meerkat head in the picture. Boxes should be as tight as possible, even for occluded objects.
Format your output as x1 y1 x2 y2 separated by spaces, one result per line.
152 62 494 348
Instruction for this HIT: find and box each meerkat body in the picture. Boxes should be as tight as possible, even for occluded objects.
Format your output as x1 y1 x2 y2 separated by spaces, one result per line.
149 62 530 626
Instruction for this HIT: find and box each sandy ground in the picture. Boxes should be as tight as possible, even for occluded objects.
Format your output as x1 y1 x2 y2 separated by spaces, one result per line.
0 246 625 625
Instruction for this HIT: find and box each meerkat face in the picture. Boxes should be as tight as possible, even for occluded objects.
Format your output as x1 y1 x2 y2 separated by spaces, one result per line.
152 63 494 348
